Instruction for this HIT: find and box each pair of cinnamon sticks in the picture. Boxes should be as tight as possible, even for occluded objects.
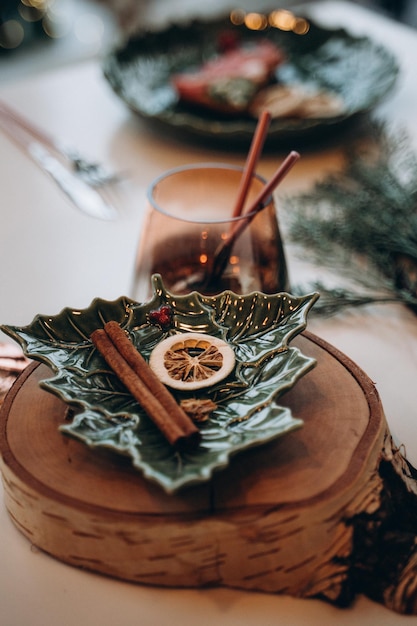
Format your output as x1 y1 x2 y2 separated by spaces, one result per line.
232 110 300 221
208 111 300 285
91 321 201 451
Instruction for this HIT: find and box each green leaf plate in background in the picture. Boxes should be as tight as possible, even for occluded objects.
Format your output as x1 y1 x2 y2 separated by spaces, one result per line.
1 275 318 493
103 15 399 148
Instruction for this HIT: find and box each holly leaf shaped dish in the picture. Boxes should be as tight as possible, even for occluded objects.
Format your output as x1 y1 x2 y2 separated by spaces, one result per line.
1 275 318 493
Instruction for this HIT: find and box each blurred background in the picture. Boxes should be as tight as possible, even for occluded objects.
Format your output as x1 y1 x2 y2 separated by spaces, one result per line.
1 0 417 84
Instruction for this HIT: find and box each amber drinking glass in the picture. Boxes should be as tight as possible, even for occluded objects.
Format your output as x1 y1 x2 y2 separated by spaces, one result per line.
132 163 289 300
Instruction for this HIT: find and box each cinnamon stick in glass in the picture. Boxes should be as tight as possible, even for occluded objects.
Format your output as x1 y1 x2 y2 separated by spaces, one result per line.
208 150 300 286
231 110 271 218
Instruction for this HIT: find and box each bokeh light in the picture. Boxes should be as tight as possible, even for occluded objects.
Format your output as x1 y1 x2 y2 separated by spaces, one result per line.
230 9 246 26
244 12 268 31
229 8 309 35
0 0 108 51
0 19 25 50
292 18 310 35
21 0 48 8
268 10 296 31
18 4 44 23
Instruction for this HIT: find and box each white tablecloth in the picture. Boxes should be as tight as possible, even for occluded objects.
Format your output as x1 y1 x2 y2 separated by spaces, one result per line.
1 2 417 624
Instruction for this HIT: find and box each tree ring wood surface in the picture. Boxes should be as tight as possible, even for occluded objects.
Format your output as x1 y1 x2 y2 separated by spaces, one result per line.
2 331 412 612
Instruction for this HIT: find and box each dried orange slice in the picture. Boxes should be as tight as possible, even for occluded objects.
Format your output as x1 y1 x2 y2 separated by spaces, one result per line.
149 332 235 391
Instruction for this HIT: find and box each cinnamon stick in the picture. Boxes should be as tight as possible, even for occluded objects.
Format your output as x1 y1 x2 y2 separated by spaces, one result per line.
208 150 300 286
228 150 300 245
231 110 271 218
91 323 201 450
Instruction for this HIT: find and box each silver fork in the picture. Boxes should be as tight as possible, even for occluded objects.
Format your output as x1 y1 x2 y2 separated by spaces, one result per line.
0 100 120 220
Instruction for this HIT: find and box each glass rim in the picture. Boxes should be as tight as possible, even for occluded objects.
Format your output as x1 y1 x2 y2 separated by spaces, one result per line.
147 162 272 224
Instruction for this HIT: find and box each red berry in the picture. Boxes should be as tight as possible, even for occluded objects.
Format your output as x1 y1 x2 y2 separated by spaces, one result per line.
148 305 173 330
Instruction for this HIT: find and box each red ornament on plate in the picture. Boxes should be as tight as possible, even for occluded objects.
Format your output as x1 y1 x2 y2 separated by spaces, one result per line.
148 305 174 330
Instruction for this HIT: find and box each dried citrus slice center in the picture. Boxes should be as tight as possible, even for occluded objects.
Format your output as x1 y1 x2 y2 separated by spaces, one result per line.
149 332 235 391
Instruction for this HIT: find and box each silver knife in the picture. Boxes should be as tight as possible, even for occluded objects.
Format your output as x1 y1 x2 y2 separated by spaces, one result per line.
28 142 118 221
0 106 117 221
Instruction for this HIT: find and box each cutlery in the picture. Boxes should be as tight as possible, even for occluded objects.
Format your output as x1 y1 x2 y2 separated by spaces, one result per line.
0 101 118 220
28 142 118 220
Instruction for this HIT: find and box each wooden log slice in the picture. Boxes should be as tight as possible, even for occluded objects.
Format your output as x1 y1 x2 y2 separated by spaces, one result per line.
1 332 417 614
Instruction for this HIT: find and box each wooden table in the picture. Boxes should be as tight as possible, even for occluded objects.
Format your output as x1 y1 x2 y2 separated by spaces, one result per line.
2 2 417 624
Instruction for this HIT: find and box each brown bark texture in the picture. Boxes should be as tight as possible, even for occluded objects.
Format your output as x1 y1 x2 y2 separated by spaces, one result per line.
1 332 417 614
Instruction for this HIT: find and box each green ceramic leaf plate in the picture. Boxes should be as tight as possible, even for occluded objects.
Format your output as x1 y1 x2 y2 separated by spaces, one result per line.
1 276 319 493
103 15 399 148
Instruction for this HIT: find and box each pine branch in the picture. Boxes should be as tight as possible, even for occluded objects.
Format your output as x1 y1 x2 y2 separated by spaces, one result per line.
291 281 417 317
285 123 417 315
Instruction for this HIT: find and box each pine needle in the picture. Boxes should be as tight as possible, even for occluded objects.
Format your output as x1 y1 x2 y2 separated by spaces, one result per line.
285 123 417 316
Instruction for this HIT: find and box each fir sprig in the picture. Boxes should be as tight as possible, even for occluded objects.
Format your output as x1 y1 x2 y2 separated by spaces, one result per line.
285 124 417 315
291 281 417 317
